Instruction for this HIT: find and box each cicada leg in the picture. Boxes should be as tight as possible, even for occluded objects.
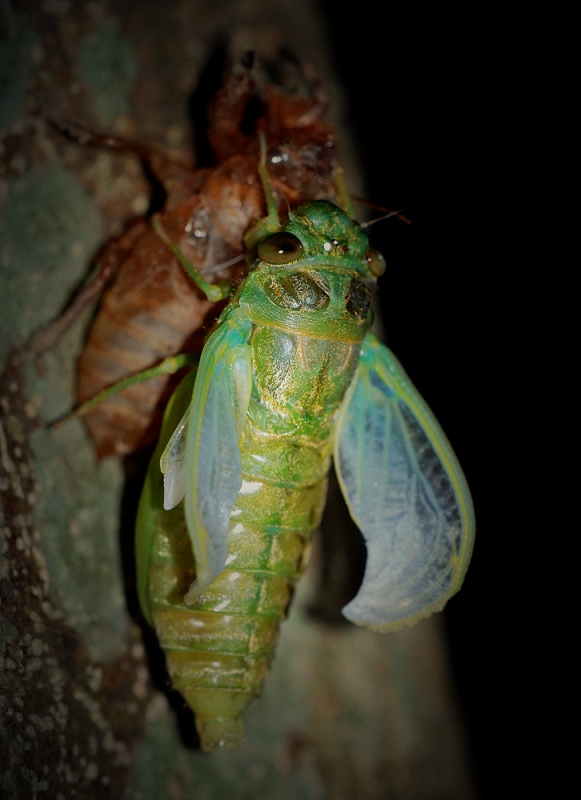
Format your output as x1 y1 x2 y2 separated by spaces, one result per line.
241 131 284 253
45 118 195 188
332 165 356 220
28 218 148 357
50 352 197 429
151 216 232 302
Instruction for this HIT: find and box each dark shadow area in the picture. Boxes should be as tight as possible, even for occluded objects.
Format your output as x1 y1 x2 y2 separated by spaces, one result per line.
314 2 494 797
187 35 232 167
308 466 367 625
119 449 201 750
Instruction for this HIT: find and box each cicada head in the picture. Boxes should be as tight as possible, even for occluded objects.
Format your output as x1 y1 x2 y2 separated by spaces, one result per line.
272 201 386 282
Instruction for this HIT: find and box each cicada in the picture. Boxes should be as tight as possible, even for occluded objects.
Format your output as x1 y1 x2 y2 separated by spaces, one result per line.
133 146 476 752
41 54 474 753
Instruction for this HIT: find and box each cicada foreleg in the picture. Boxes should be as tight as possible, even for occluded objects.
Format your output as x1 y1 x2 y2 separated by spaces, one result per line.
241 131 284 253
333 165 356 220
46 118 195 190
151 215 233 303
331 162 409 226
151 129 287 296
49 352 198 430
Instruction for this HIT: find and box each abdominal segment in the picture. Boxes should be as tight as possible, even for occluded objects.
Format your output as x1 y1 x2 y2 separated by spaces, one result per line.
148 468 328 751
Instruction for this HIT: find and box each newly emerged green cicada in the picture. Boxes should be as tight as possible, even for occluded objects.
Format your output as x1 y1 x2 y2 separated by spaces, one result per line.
133 151 475 752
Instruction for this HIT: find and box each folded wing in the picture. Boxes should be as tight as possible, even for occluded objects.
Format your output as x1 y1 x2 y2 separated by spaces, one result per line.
161 308 252 604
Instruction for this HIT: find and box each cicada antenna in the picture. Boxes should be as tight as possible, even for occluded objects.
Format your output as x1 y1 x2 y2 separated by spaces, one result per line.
353 198 411 227
202 252 245 276
360 209 409 229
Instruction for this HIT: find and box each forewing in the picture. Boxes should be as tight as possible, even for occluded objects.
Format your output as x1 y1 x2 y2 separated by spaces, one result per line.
182 308 252 603
335 332 475 631
160 408 189 510
135 369 197 625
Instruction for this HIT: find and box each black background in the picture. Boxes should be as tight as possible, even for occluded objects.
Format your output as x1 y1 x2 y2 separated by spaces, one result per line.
315 5 513 797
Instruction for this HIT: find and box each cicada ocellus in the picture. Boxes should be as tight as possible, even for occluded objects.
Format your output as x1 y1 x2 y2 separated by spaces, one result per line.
133 145 476 752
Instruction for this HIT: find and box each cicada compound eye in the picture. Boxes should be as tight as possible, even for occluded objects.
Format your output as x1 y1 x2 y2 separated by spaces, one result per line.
366 248 386 277
258 232 304 265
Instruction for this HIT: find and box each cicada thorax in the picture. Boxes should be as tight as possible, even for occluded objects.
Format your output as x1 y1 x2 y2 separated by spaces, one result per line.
75 56 342 459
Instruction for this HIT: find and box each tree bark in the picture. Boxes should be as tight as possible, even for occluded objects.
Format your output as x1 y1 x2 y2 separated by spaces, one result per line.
1 1 476 797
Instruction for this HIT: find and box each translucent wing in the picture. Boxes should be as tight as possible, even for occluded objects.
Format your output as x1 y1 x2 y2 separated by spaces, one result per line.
180 308 252 604
334 332 475 631
160 408 189 509
135 369 197 625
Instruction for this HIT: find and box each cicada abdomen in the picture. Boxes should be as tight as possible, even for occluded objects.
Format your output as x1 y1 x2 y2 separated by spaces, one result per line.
74 53 342 458
147 452 326 751
143 371 326 749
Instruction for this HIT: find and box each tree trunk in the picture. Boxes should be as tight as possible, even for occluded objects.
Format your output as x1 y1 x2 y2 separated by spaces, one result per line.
1 1 477 797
